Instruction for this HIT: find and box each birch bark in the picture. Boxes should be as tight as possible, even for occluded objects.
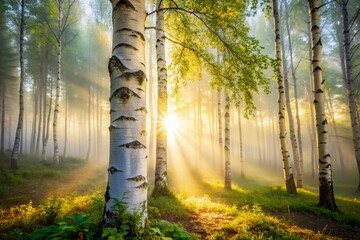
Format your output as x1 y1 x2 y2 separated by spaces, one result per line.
273 0 296 194
308 0 337 210
11 0 25 169
341 0 360 192
103 0 147 226
224 92 231 190
154 0 169 193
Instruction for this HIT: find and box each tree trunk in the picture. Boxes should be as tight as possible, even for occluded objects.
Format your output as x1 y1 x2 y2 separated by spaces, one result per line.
53 0 62 166
308 0 337 210
35 77 42 156
217 89 223 176
224 92 231 190
11 0 25 169
284 0 304 187
341 0 360 193
1 86 5 155
154 0 169 194
42 77 53 162
238 101 244 178
86 82 91 161
63 94 68 157
272 0 297 195
103 0 147 227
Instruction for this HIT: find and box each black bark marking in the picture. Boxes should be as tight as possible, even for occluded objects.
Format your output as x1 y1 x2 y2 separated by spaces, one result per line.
140 130 147 136
108 166 123 175
111 87 140 101
135 181 148 189
109 125 120 131
135 107 147 114
314 66 322 72
322 119 328 125
323 153 331 159
115 28 145 41
314 99 318 103
119 141 146 149
114 0 135 12
321 79 325 84
110 109 116 113
108 56 127 73
104 184 110 203
315 89 323 93
113 43 138 52
127 175 146 182
114 116 137 121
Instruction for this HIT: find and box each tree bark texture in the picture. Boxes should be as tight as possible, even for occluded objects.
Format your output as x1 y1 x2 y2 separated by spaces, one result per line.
224 92 231 190
273 0 296 194
341 0 360 192
103 0 147 227
53 0 62 166
154 0 168 193
11 0 26 169
308 0 337 210
284 0 303 187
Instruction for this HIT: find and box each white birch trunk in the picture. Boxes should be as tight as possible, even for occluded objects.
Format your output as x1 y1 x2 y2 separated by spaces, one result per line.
11 0 25 169
154 0 168 193
103 0 147 226
273 0 296 194
224 92 231 190
308 0 337 210
341 0 360 192
53 0 62 166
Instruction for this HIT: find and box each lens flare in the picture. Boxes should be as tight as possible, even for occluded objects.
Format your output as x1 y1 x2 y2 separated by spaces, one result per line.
163 114 179 133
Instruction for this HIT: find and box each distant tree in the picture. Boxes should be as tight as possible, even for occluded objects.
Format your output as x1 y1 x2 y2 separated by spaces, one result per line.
0 1 17 156
308 0 337 210
10 0 26 169
153 0 169 195
272 0 297 195
337 0 360 192
102 0 148 227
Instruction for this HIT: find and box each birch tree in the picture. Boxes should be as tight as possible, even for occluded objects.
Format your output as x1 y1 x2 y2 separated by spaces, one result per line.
273 0 297 194
224 92 231 190
154 0 169 194
103 0 148 227
338 0 360 192
308 0 337 210
10 0 26 169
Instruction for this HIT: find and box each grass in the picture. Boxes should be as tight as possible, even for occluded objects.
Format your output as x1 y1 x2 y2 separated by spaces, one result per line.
0 154 359 239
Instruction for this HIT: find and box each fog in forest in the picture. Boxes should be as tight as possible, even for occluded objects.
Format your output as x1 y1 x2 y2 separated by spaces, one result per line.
1 0 359 196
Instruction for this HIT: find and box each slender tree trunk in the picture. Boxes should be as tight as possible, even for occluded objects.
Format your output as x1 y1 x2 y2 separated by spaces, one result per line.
63 94 68 157
273 0 297 194
307 15 318 179
42 77 53 162
326 91 345 172
11 0 25 169
86 83 91 161
154 0 168 194
30 87 38 154
217 89 223 176
341 0 360 193
42 50 48 157
53 0 62 166
103 0 147 227
35 79 42 156
308 0 337 210
1 87 5 155
284 0 304 187
224 92 231 190
280 4 302 189
238 101 244 178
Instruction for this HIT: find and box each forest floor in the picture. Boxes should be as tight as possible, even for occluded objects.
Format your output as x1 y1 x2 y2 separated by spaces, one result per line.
1 156 360 239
